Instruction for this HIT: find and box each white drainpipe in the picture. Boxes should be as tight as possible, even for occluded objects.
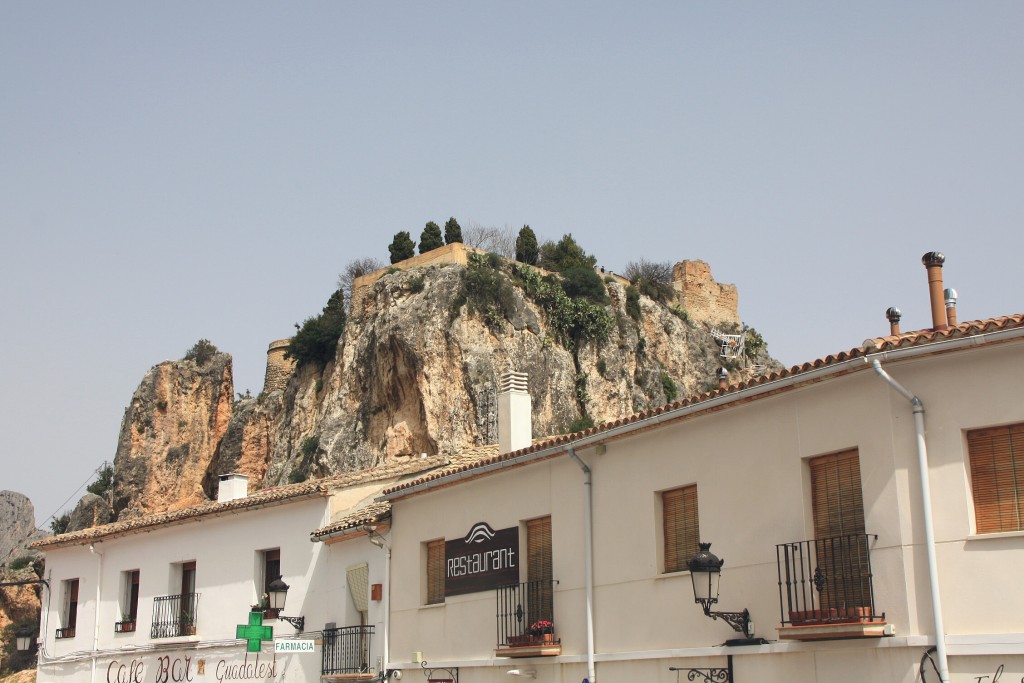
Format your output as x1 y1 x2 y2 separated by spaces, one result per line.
89 542 104 683
567 447 596 683
870 359 949 683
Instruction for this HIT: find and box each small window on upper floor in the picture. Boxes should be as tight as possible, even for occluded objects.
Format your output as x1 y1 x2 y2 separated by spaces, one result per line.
968 422 1024 534
116 570 140 632
424 539 445 605
57 578 79 639
661 485 700 573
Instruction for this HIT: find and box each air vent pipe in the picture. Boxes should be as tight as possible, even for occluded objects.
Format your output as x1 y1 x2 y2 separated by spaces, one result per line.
922 252 948 331
944 288 958 327
886 307 902 336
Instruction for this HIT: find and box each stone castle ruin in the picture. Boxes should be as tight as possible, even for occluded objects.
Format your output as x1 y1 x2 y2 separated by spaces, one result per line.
261 244 740 396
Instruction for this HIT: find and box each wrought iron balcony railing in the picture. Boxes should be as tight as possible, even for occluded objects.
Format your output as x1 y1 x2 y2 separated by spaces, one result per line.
322 625 374 676
495 579 558 648
776 533 884 626
151 592 199 638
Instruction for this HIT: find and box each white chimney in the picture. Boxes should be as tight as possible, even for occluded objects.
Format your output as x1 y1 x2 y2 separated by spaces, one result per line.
498 372 532 454
218 473 249 503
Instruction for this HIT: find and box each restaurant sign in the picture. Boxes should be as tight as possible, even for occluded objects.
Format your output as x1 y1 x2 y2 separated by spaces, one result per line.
445 521 518 596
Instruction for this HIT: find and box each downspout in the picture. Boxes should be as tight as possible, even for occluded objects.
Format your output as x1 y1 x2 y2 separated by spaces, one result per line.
870 359 949 683
89 542 104 683
381 540 391 681
567 447 596 683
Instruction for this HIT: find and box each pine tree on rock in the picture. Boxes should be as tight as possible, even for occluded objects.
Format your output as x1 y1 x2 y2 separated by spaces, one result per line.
444 217 463 244
419 222 444 253
515 225 539 265
389 231 416 263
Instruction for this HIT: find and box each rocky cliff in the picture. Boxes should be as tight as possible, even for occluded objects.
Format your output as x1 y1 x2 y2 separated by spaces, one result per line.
100 251 777 519
111 354 233 518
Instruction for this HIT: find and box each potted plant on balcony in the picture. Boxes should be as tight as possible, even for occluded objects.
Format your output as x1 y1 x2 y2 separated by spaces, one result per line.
529 620 555 644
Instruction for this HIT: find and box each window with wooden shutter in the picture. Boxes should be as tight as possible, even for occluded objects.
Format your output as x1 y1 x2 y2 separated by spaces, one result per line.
526 517 553 624
662 485 700 573
968 422 1024 534
809 450 869 610
425 539 445 605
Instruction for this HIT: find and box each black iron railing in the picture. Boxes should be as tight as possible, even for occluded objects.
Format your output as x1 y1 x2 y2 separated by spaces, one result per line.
151 593 199 638
322 625 373 676
495 580 557 647
776 533 883 625
55 627 76 639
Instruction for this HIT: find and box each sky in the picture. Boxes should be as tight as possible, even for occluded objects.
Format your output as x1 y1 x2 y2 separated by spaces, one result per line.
2 2 1022 528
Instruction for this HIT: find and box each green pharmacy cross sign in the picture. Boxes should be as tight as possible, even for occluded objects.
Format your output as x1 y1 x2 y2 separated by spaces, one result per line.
237 611 273 653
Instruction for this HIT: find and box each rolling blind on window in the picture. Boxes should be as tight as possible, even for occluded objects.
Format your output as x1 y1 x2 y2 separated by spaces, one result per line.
426 539 445 605
663 485 700 573
968 423 1024 534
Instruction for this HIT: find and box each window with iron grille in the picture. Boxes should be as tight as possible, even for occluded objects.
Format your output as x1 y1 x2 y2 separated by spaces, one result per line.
526 516 553 624
425 539 445 605
968 422 1024 534
662 485 700 573
809 450 869 610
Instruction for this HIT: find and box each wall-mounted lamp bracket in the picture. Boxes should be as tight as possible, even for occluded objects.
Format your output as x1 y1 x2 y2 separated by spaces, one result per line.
278 615 305 631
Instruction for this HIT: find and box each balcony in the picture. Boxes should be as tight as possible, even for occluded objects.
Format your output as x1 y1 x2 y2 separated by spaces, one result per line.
494 580 560 658
321 625 374 681
151 593 199 638
776 533 888 641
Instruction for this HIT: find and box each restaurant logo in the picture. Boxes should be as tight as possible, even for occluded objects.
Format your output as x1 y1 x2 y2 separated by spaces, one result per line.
445 521 519 596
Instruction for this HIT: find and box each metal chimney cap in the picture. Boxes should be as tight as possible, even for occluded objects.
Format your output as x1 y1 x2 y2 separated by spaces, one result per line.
922 251 945 266
944 288 958 304
885 306 902 323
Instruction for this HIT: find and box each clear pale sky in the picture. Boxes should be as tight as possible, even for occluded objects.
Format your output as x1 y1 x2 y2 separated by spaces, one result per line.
2 2 1021 528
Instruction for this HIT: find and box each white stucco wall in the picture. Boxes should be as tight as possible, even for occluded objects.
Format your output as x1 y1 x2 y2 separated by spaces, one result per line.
36 495 390 683
386 337 1024 682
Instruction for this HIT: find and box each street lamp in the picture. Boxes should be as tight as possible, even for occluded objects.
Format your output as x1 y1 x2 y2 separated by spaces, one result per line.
265 576 305 632
15 628 34 652
688 542 763 646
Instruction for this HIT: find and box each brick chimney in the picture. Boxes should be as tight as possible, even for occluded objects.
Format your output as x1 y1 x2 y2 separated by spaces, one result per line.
886 307 902 336
498 372 531 454
922 252 948 331
944 288 958 327
218 473 249 503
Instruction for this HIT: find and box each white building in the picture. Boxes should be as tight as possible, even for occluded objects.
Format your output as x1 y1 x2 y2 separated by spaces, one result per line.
30 458 445 683
380 310 1024 683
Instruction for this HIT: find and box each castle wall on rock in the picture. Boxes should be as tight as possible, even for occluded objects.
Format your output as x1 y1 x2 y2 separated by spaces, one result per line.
263 338 296 393
672 259 739 326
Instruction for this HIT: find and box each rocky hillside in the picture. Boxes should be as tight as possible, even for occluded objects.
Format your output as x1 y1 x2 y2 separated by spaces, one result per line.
98 249 778 519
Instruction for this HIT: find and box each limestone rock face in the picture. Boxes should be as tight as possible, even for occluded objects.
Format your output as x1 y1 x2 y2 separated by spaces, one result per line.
111 353 233 518
66 493 114 533
95 257 778 518
0 492 40 565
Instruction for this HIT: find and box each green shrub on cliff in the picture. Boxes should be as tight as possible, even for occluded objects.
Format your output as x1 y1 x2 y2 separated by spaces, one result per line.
183 339 219 366
286 289 346 367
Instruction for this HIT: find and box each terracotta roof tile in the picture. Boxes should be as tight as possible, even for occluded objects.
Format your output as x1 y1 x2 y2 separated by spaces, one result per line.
310 501 392 540
383 314 1023 499
32 456 449 550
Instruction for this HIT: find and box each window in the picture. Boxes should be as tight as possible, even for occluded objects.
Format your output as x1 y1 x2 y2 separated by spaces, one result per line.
57 579 79 638
261 549 281 597
809 450 869 610
116 570 140 631
526 516 553 625
968 422 1024 534
152 562 198 638
662 485 700 573
425 539 445 605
